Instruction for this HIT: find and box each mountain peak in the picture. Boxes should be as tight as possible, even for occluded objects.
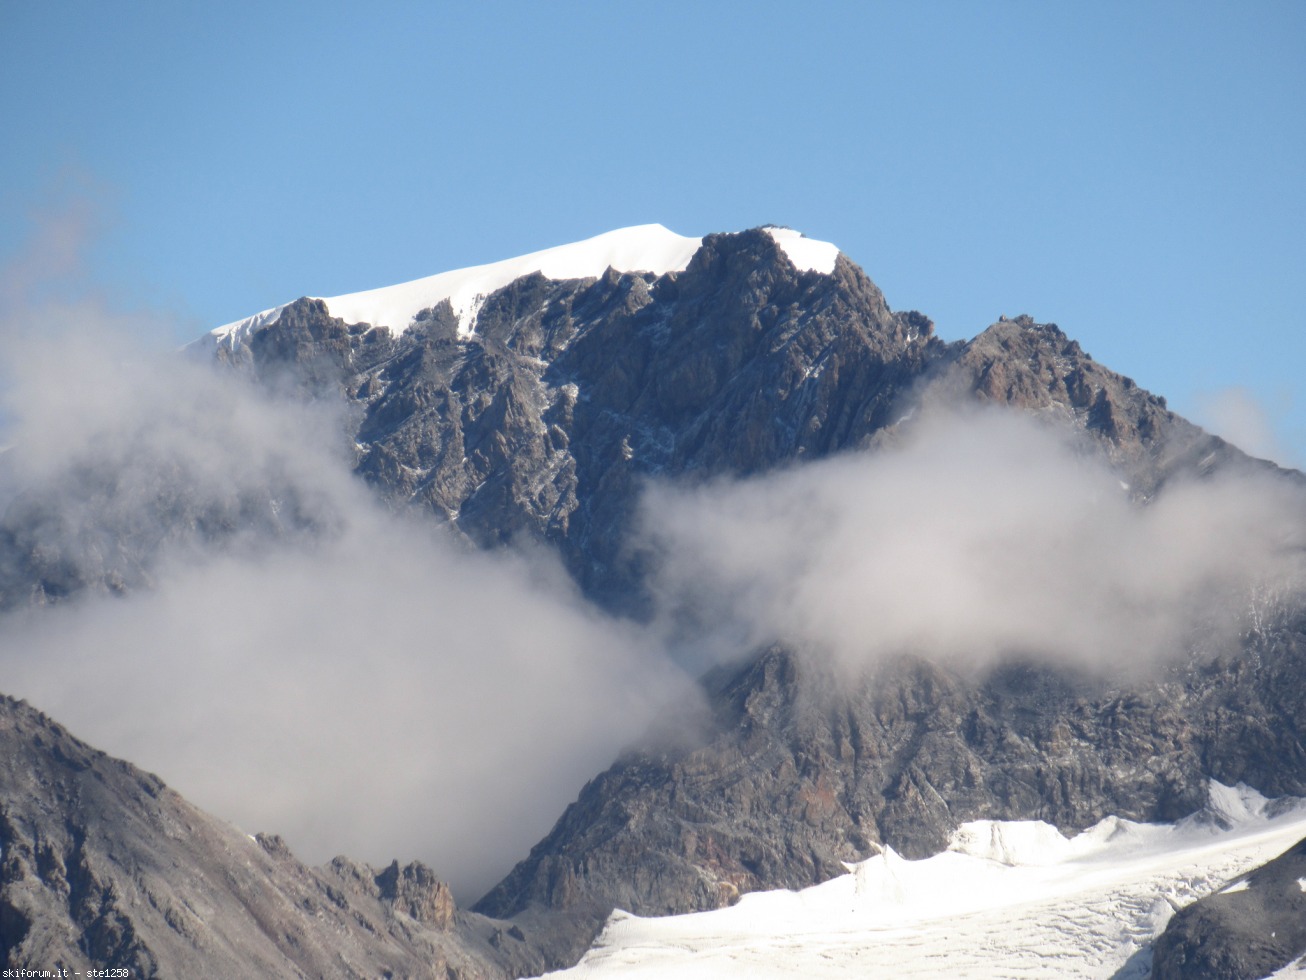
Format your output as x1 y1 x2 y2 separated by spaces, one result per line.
202 225 842 352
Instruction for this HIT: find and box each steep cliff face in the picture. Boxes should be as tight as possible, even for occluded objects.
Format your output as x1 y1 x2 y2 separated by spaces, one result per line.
0 694 509 978
233 229 948 609
473 614 1306 932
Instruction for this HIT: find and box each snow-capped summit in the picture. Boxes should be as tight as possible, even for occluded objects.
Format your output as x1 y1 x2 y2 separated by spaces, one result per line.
203 224 842 351
205 224 700 350
762 225 840 274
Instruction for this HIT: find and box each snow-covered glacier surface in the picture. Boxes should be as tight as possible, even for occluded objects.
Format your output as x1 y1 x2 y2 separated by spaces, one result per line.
538 782 1306 980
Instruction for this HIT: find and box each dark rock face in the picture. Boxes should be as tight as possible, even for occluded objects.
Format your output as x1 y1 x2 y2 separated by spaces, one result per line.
0 694 508 979
272 230 949 610
1153 835 1306 980
474 619 1306 939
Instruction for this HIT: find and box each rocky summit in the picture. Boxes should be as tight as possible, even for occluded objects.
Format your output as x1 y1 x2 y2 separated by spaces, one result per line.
1 226 1304 975
207 227 1284 607
216 227 947 612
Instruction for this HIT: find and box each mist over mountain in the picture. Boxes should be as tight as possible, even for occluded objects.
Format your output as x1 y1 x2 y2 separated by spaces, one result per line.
0 298 694 903
1 222 1303 975
640 404 1306 676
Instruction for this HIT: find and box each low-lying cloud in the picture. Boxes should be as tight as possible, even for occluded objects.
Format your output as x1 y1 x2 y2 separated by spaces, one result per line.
639 407 1306 676
0 512 687 901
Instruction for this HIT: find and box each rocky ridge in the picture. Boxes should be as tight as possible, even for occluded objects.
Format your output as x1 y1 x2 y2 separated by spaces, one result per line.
212 228 1268 607
0 692 526 978
243 229 947 610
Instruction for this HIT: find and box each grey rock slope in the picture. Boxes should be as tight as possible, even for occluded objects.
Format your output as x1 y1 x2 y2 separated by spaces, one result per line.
1152 834 1306 980
0 693 512 979
473 618 1306 930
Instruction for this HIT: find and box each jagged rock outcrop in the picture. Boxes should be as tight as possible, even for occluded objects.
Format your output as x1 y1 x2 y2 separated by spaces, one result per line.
942 315 1280 496
1152 835 1306 979
214 231 1260 612
237 231 949 610
0 693 509 978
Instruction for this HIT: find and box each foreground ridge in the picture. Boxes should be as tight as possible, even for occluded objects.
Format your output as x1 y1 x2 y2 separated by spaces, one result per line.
0 694 512 978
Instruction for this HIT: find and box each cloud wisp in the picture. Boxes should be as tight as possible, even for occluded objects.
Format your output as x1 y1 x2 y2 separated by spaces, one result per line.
1195 385 1300 470
638 407 1306 677
0 510 688 900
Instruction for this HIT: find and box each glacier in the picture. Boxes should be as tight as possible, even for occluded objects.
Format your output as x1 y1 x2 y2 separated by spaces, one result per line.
537 782 1306 979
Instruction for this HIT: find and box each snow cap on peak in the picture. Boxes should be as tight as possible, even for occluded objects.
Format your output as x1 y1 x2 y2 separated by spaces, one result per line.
318 223 701 339
763 226 840 274
207 224 701 349
202 223 842 351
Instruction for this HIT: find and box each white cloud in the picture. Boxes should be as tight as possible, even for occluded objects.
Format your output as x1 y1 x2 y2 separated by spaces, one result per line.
1195 386 1298 468
638 406 1306 676
0 513 690 900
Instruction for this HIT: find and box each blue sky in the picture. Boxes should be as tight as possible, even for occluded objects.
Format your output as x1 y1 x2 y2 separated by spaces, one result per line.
2 1 1303 462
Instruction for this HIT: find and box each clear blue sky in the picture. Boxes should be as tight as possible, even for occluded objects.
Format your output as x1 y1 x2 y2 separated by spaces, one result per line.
2 1 1303 463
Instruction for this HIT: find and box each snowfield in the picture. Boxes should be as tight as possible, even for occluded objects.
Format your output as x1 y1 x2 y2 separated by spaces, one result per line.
537 783 1306 980
202 224 842 350
763 225 840 274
